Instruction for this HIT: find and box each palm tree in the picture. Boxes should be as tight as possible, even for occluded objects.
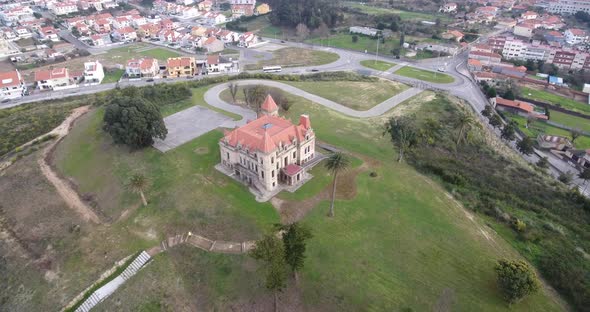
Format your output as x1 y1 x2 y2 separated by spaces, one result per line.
127 173 149 206
453 109 476 149
324 152 350 218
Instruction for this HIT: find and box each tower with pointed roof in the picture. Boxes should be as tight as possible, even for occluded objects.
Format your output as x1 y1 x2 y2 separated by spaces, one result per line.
259 94 279 117
218 94 317 196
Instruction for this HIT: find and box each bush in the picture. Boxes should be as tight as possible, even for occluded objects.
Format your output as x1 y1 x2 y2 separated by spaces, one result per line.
369 171 378 177
495 259 540 303
512 219 527 232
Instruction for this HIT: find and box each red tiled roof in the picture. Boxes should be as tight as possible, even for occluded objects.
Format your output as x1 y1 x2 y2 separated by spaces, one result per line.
207 54 219 65
568 28 586 36
261 95 278 112
34 68 68 81
495 97 533 113
167 57 194 68
222 111 312 154
0 70 22 88
283 164 303 176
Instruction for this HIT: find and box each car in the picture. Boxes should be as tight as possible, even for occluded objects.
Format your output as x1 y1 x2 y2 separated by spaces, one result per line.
311 69 319 72
437 67 446 72
280 40 285 43
146 78 154 82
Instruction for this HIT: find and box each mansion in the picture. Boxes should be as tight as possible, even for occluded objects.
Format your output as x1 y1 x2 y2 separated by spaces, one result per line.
218 95 317 196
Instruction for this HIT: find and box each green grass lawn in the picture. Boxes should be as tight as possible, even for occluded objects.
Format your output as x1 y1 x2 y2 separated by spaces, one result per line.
244 47 339 70
101 69 124 84
549 110 590 133
283 79 410 110
360 59 396 71
504 112 590 149
107 44 181 61
395 66 454 84
521 87 590 115
49 83 564 311
306 33 400 56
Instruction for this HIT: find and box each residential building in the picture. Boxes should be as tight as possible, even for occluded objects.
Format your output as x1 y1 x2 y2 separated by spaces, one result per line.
0 6 34 24
440 2 458 12
49 1 78 15
83 61 105 85
349 26 379 37
0 70 26 100
441 30 464 42
492 96 548 119
231 4 255 17
537 135 573 150
238 32 258 48
545 31 565 44
126 58 159 78
207 54 234 74
91 33 112 46
564 28 588 45
416 43 459 55
198 0 213 11
546 0 590 15
114 16 132 29
34 68 71 90
206 12 227 25
40 26 60 42
203 37 224 53
166 57 196 77
218 95 317 193
513 23 534 38
112 27 138 42
256 3 271 14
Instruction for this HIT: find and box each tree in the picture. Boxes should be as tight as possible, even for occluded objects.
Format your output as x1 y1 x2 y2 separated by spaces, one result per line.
250 233 288 312
384 116 418 162
570 128 582 144
503 89 515 100
516 137 534 155
417 117 441 145
295 23 310 41
243 85 268 112
351 35 358 43
127 173 149 206
481 105 493 118
399 31 405 47
495 259 540 303
453 109 476 149
536 157 549 170
525 116 534 129
313 22 330 38
71 26 80 38
103 96 167 148
558 172 573 185
277 222 313 282
501 121 517 141
228 82 239 103
485 87 497 98
324 152 350 218
578 168 590 193
489 114 503 129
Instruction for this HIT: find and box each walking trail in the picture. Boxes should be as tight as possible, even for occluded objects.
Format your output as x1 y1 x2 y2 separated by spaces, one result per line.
38 105 102 224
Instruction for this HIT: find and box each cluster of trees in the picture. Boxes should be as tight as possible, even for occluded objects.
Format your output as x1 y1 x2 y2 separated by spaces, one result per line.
481 105 534 155
266 0 343 29
249 223 313 311
397 95 590 310
229 83 292 113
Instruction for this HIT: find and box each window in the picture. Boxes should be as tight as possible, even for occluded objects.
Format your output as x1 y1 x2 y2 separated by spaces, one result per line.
293 151 296 158
272 182 275 187
271 170 275 178
271 157 274 164
262 171 264 178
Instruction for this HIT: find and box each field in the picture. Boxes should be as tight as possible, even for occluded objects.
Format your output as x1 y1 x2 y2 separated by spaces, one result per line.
360 59 395 71
8 82 560 310
229 14 282 38
343 1 452 22
521 87 590 115
19 43 182 82
243 47 339 70
101 69 124 84
306 33 400 55
504 112 590 149
283 79 409 110
549 110 590 133
395 66 455 84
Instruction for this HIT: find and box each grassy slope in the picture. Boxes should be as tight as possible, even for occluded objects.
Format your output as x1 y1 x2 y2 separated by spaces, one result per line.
283 79 410 110
306 33 400 55
342 1 452 21
107 44 181 61
101 69 124 84
244 47 339 70
521 87 590 115
50 86 563 310
395 66 454 84
360 59 396 71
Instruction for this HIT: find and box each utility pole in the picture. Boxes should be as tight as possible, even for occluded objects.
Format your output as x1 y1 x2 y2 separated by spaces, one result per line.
375 33 380 63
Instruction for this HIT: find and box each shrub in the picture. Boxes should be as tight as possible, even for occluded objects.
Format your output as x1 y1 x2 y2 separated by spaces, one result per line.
512 219 527 232
495 259 540 303
369 171 378 177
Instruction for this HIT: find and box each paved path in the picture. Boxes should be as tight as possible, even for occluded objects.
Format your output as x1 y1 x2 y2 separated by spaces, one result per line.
206 80 424 119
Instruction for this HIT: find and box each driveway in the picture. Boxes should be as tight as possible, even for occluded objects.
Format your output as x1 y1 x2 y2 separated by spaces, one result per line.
153 106 234 152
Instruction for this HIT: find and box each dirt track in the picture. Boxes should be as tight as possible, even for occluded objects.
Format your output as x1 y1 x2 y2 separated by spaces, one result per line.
38 106 102 224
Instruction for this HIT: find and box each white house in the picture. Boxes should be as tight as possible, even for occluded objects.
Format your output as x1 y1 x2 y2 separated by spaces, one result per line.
440 2 457 13
113 16 132 29
84 61 105 85
34 68 72 90
349 26 379 37
0 6 35 24
91 33 112 46
15 27 32 39
112 27 137 42
564 28 588 45
207 54 234 74
238 32 258 48
49 2 78 15
126 58 159 78
206 12 227 25
0 70 26 100
40 26 60 42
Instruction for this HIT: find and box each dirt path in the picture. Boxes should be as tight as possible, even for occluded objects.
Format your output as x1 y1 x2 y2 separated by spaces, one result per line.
38 106 102 224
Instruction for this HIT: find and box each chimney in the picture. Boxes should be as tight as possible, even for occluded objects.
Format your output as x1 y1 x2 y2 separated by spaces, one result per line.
299 114 311 129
